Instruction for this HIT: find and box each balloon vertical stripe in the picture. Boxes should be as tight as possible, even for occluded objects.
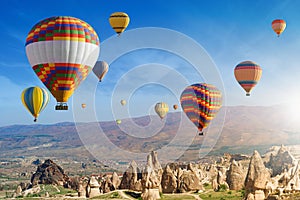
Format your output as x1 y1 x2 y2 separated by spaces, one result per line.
21 87 49 122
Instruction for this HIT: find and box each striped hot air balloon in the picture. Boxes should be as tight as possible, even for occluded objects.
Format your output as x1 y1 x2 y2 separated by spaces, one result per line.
180 83 222 135
155 102 169 119
25 16 100 110
109 12 130 35
234 61 262 96
21 86 50 122
272 19 286 37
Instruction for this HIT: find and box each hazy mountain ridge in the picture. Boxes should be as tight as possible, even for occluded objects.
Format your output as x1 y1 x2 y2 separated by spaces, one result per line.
1 105 300 160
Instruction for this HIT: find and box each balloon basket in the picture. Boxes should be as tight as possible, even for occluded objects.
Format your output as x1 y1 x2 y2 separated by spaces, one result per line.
55 103 68 110
246 93 250 96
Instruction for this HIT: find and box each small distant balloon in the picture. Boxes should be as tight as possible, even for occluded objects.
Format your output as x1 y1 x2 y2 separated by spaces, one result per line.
109 12 130 36
93 61 109 82
234 61 262 96
155 102 169 119
272 19 286 37
21 86 50 122
116 119 122 124
120 100 126 106
173 104 178 110
81 104 86 109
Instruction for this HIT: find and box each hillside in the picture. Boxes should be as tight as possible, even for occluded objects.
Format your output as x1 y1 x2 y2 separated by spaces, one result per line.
1 105 300 162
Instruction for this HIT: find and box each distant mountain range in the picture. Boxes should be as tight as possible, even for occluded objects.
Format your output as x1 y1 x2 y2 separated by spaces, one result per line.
1 105 300 162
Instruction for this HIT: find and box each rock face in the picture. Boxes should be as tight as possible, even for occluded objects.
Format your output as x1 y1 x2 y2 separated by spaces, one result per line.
30 159 69 186
120 160 142 191
141 151 163 200
101 172 121 193
87 176 101 198
245 151 271 199
161 163 203 193
77 182 86 197
226 160 247 190
265 145 296 176
161 165 177 193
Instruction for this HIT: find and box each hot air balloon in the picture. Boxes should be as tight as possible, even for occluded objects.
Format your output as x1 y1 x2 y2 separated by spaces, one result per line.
93 61 109 82
234 61 262 96
81 104 86 109
180 83 222 135
25 16 100 110
116 119 122 124
120 100 126 106
21 86 50 122
272 19 286 37
155 102 169 119
109 12 130 36
173 104 178 110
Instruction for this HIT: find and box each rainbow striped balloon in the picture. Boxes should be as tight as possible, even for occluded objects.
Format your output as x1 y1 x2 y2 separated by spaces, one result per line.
180 83 222 134
25 16 100 110
234 61 262 96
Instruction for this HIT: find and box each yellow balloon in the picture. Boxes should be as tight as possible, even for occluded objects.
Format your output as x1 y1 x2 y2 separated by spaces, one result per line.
155 102 169 119
21 86 50 122
120 100 126 106
109 12 130 35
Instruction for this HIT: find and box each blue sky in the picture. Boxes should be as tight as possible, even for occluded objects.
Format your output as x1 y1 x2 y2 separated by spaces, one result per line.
0 0 299 126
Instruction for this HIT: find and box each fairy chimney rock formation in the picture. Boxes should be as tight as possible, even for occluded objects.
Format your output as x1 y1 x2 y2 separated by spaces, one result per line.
245 150 271 199
120 160 142 191
87 176 100 198
226 159 247 190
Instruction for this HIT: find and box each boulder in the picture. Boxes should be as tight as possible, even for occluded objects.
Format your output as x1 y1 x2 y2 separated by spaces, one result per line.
30 159 69 186
141 188 161 200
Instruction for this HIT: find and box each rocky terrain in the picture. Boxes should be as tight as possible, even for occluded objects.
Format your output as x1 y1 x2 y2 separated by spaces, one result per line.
4 145 300 199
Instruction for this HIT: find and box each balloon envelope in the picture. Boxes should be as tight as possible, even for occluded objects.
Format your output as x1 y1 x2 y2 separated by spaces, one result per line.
155 102 169 119
116 119 122 124
180 83 222 133
81 104 86 109
120 100 126 106
25 16 100 110
173 104 178 110
109 12 130 35
234 61 262 96
93 61 109 82
21 86 50 122
272 19 286 36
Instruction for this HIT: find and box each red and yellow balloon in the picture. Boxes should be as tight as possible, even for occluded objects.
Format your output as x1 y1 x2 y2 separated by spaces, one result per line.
272 19 286 37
